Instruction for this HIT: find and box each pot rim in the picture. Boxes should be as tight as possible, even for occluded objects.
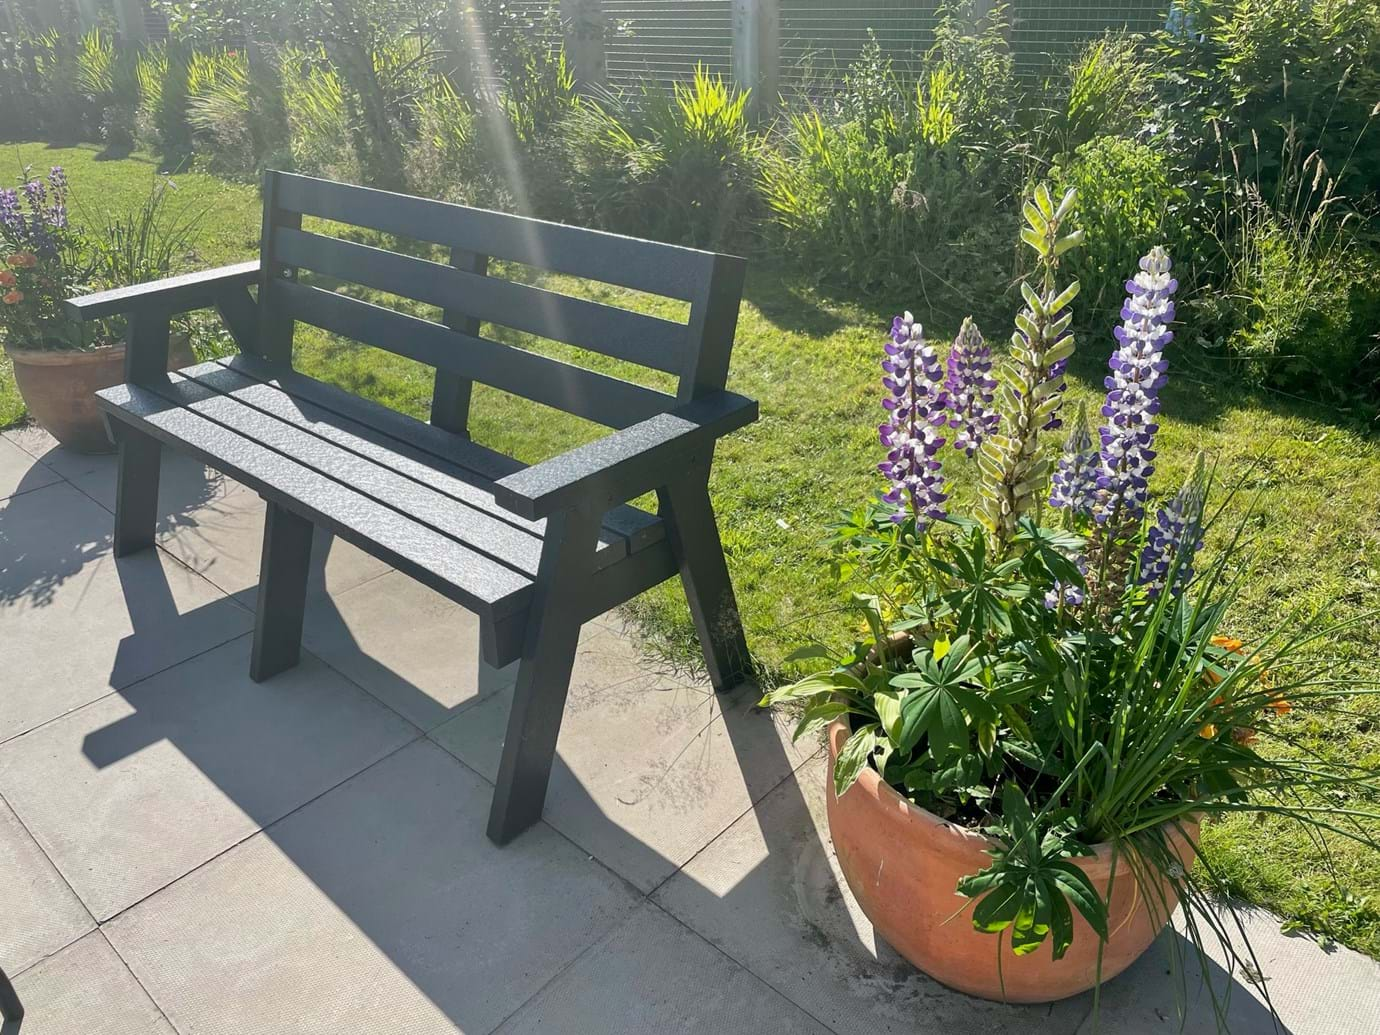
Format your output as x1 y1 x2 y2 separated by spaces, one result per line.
4 341 123 363
825 719 1199 879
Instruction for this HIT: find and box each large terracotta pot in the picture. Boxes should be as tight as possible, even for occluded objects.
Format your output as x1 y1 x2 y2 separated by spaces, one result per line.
6 336 195 454
826 719 1197 1003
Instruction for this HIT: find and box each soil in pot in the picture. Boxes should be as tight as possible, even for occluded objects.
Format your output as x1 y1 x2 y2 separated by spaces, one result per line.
6 336 196 454
825 719 1197 1004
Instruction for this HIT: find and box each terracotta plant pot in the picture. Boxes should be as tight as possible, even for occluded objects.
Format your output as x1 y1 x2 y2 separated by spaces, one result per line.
6 336 195 454
825 718 1197 1003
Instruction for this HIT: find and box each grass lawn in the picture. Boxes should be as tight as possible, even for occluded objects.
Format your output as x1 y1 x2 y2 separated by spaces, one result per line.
5 144 1380 957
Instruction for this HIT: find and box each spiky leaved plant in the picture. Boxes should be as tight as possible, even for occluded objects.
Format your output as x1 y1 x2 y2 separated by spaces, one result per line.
977 184 1084 551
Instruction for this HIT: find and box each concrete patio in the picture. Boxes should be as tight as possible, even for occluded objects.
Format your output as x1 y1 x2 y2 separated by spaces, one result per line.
2 423 1378 1035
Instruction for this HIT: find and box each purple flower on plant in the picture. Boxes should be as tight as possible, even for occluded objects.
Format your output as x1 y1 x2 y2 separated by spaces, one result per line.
944 317 998 457
1096 246 1176 523
1139 460 1205 599
880 312 949 529
1049 401 1099 515
23 176 46 210
0 189 20 235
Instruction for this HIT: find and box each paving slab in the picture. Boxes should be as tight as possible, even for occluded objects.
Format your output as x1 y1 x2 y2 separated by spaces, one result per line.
0 432 60 501
105 740 641 1035
302 569 520 730
6 930 174 1035
494 901 834 1034
0 424 110 483
0 636 417 920
0 481 252 742
1083 906 1380 1034
0 795 92 973
431 622 814 892
653 753 1089 1035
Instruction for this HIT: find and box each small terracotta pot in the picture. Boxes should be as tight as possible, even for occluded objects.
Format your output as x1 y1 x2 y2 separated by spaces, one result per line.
826 719 1197 1003
6 335 195 454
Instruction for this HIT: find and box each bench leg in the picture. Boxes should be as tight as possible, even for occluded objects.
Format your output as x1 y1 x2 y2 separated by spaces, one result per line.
659 462 752 693
487 508 600 846
112 428 162 558
0 964 21 1022
250 502 314 683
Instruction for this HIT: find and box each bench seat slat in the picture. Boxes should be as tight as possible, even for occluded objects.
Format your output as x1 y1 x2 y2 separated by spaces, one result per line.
95 382 535 618
172 362 650 574
274 172 713 302
271 280 677 430
274 228 688 375
151 371 553 578
210 355 665 554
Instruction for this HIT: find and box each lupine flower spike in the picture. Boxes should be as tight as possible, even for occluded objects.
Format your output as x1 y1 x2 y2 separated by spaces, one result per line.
1097 247 1177 523
1049 401 1099 516
880 312 949 529
1139 454 1206 598
944 317 998 457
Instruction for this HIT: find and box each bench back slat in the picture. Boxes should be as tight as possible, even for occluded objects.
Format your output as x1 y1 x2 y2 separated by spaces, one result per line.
273 172 713 303
270 279 677 430
260 171 745 431
272 227 688 376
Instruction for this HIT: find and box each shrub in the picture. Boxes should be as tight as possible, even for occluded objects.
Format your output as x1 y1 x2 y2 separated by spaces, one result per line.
1196 129 1380 389
73 29 140 154
1153 0 1380 210
1052 135 1192 314
565 66 761 248
763 61 1009 303
1044 34 1153 159
136 43 194 168
278 46 358 182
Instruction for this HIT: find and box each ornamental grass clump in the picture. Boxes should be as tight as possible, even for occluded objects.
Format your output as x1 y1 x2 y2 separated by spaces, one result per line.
762 183 1380 1027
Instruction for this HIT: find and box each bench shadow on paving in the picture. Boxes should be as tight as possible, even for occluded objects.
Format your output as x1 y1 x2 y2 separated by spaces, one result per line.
0 440 1299 1034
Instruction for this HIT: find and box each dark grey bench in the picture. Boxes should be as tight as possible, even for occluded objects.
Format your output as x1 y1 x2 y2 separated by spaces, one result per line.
66 171 757 845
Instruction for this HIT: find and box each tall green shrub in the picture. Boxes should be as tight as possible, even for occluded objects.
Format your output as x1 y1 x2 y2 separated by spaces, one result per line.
565 66 761 248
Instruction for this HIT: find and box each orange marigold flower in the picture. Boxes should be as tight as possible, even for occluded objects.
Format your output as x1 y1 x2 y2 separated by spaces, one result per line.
1199 723 1218 739
1211 636 1245 653
1268 693 1291 716
3 290 23 305
0 270 16 287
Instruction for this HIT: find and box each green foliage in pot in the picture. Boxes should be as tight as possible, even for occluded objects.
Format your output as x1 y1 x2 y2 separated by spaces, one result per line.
760 184 1380 1024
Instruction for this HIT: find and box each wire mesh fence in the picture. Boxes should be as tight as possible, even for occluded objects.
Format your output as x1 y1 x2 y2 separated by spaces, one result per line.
513 0 1171 94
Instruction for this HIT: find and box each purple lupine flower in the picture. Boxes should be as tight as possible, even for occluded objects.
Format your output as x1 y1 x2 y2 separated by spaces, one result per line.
1044 553 1089 609
880 311 949 529
1138 465 1205 599
944 317 998 457
1096 247 1177 523
1042 354 1070 432
23 176 46 210
1049 401 1099 515
45 167 68 229
0 188 21 234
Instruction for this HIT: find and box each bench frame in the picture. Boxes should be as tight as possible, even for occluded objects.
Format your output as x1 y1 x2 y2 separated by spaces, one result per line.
68 172 757 845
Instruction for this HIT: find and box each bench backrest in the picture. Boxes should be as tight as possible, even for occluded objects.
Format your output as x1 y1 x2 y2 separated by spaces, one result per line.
254 171 746 434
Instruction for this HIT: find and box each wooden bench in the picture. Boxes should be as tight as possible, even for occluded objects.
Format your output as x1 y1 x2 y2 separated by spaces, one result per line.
66 171 757 845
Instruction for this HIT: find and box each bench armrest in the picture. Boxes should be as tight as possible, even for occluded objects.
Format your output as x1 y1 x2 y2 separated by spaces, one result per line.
65 260 261 321
490 391 758 520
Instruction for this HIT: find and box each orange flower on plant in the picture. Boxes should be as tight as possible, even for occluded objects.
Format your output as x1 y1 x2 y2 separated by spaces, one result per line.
1211 636 1245 653
1268 693 1291 716
1199 723 1218 739
0 270 16 287
6 253 36 269
3 290 23 305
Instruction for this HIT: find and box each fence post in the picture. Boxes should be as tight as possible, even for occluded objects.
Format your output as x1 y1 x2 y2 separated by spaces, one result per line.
732 0 779 118
560 0 607 89
113 0 148 42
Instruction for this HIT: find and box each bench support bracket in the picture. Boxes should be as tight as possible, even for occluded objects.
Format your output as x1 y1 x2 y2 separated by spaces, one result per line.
659 458 752 693
250 502 315 682
487 506 601 844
